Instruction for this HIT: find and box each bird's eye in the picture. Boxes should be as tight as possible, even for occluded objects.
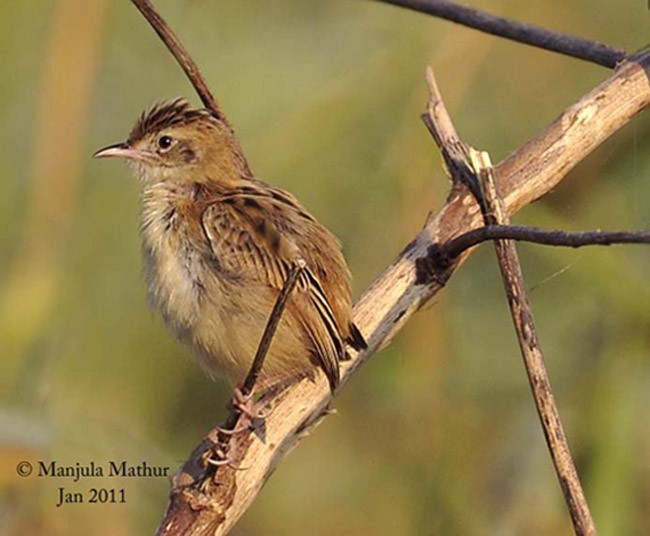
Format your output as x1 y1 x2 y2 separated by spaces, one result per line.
157 135 173 150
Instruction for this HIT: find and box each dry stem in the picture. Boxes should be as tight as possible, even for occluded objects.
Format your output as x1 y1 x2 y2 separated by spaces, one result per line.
480 155 596 535
422 67 596 534
374 0 625 67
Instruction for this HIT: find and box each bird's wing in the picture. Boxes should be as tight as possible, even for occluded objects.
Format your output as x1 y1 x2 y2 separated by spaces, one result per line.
200 188 346 389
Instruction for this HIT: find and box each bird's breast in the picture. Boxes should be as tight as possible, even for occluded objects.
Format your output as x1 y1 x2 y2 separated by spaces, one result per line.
140 191 217 334
143 229 205 328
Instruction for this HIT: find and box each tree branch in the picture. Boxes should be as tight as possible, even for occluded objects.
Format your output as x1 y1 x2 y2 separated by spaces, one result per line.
421 67 596 534
419 225 650 274
130 0 227 124
373 0 626 68
478 156 596 535
155 47 650 534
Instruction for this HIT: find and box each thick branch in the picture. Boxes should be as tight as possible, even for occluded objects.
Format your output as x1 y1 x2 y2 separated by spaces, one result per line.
156 50 650 534
374 0 626 68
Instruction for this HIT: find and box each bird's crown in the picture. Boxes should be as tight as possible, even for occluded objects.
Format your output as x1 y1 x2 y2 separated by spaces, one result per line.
128 98 217 144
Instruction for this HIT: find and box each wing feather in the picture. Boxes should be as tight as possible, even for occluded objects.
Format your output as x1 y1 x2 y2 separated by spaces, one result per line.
200 187 347 389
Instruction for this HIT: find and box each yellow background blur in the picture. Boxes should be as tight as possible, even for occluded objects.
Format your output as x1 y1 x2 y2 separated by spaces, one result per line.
1 1 649 534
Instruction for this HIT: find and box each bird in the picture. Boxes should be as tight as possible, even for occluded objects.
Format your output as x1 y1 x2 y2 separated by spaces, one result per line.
94 98 366 394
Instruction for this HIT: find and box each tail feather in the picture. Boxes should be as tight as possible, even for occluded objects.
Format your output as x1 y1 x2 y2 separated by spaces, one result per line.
347 322 367 352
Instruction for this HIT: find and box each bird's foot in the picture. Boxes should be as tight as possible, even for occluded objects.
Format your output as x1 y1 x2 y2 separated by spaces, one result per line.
203 443 248 471
227 387 269 428
205 388 267 468
204 423 249 472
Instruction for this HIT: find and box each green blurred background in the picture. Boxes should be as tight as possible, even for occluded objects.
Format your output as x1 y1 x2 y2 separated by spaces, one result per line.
1 1 649 534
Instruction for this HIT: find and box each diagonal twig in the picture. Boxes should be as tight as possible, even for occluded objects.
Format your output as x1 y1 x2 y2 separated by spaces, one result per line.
131 0 306 468
130 0 229 126
423 67 597 535
473 153 596 536
240 260 306 397
374 0 626 68
214 260 306 442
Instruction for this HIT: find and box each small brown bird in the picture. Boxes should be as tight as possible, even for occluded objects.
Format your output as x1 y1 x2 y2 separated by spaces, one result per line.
94 98 366 393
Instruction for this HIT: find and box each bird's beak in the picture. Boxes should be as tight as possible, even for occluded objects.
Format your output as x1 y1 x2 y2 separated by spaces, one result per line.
93 142 148 161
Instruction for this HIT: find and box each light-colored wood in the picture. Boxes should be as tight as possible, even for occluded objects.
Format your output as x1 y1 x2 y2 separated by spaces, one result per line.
475 150 596 535
156 52 650 535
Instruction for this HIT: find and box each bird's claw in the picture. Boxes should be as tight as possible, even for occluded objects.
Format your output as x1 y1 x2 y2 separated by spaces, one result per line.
203 442 248 471
227 387 270 428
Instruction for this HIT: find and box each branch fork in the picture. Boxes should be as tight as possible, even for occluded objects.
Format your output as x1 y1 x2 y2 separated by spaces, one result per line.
420 72 596 530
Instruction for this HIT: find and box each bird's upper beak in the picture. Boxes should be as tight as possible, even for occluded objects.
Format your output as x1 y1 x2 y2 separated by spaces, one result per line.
93 142 149 161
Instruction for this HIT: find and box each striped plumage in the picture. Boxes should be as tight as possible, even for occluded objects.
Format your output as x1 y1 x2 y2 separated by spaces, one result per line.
95 99 365 391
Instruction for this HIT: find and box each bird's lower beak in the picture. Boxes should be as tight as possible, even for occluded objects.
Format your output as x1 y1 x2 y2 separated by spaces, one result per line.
93 142 147 161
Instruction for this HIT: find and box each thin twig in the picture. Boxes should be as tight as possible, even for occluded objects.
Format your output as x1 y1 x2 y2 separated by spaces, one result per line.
428 224 650 267
375 0 625 68
212 261 305 442
241 261 305 397
129 0 242 133
473 153 596 536
423 67 596 535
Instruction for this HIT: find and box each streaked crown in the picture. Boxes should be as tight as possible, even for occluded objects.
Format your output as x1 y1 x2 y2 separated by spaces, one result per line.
128 98 218 144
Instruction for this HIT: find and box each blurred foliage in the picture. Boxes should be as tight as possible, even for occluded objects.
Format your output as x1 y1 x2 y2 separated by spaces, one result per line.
1 0 649 534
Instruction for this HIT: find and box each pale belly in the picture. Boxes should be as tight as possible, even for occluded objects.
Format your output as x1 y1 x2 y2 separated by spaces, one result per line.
143 236 313 388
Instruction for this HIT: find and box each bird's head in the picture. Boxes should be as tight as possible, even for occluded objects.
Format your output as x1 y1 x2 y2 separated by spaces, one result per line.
94 98 249 185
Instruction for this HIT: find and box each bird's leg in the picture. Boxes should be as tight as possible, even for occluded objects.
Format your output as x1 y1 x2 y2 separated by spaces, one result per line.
207 260 306 467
